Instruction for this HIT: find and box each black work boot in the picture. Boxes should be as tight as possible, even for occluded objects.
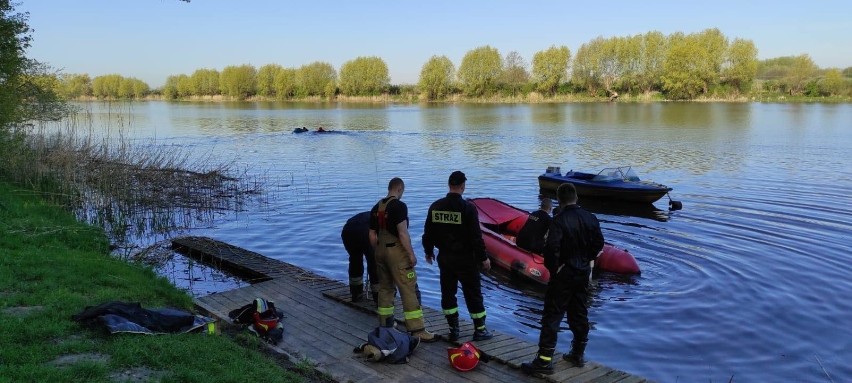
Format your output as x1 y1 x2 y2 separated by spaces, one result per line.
472 315 493 340
350 285 364 302
562 339 587 367
521 353 554 375
383 316 396 328
473 328 493 341
446 314 460 342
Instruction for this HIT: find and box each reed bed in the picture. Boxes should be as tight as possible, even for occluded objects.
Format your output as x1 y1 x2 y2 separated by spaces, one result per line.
0 104 264 254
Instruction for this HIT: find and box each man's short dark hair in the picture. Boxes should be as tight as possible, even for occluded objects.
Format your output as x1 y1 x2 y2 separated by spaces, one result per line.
556 183 577 204
448 171 467 186
388 177 404 191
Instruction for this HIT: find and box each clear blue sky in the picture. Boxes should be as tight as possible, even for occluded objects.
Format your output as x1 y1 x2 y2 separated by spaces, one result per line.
20 0 852 88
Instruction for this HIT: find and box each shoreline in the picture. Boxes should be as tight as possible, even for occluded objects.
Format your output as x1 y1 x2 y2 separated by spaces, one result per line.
70 94 852 104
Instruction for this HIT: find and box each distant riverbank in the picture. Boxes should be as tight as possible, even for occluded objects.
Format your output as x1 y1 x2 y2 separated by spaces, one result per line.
73 92 851 104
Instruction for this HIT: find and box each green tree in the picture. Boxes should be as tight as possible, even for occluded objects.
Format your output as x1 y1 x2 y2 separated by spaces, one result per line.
219 64 257 99
757 56 795 80
163 75 180 99
722 38 758 94
296 61 336 97
636 31 667 94
175 74 193 97
785 54 818 95
597 37 628 94
695 28 728 93
59 73 92 98
1 0 32 128
273 67 297 99
572 37 623 95
572 42 598 94
190 68 219 96
18 61 68 120
457 45 502 96
339 56 390 96
532 45 570 95
256 64 283 97
843 67 852 78
91 74 148 99
117 77 134 98
820 69 845 96
130 78 149 99
162 74 186 100
615 35 642 93
661 32 706 99
92 74 123 98
501 51 528 97
417 55 455 100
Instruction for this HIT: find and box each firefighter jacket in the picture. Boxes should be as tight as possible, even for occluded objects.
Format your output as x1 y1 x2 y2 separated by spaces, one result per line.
423 193 487 264
543 204 604 278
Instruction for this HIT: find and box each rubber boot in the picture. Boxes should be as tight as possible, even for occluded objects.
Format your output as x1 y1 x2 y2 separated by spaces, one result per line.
562 339 587 367
521 350 554 375
446 314 460 342
350 284 364 302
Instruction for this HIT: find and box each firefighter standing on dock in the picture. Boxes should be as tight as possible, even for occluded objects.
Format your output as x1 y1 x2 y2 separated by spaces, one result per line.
369 177 436 343
521 183 604 375
422 171 494 342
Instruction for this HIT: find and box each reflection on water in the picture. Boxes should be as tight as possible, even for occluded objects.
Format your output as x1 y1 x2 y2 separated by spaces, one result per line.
76 101 852 383
579 198 670 222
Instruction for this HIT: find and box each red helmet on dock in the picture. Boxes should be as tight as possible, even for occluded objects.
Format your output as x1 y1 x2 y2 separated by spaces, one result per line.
447 342 482 372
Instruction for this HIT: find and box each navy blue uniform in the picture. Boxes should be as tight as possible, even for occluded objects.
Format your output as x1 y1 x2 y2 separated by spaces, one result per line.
422 192 489 333
516 209 552 254
537 204 604 361
341 212 377 300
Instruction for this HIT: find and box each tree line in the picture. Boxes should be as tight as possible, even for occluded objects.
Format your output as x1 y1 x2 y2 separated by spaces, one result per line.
56 28 852 102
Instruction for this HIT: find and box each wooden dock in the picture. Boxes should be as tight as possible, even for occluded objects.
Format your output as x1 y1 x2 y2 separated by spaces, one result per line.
175 236 651 383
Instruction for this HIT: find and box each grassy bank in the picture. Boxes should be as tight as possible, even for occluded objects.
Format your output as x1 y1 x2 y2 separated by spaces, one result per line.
0 181 311 383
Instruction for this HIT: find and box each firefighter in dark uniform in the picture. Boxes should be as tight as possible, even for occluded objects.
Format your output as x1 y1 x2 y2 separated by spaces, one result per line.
341 211 378 303
422 171 494 342
516 197 553 254
369 177 436 343
522 183 604 375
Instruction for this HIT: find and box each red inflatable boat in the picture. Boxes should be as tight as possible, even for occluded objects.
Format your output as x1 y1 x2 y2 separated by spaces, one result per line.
469 198 640 285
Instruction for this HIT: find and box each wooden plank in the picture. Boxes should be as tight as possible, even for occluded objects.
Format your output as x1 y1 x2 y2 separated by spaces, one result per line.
589 370 631 383
613 375 647 383
476 337 522 354
482 339 531 357
550 361 609 380
494 343 538 360
560 366 612 383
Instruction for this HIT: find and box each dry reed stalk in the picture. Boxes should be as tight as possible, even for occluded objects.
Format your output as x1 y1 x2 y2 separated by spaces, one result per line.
1 104 266 252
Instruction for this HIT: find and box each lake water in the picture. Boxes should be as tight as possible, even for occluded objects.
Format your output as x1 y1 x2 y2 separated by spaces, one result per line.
79 101 851 382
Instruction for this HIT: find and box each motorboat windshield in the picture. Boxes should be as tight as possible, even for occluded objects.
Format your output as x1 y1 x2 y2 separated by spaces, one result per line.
592 166 641 182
